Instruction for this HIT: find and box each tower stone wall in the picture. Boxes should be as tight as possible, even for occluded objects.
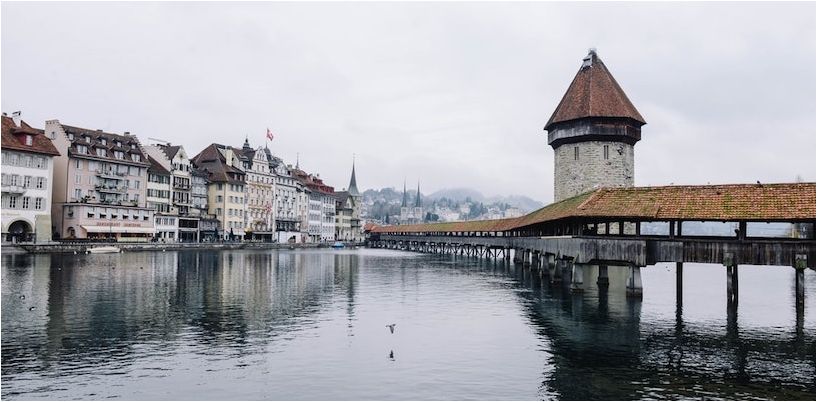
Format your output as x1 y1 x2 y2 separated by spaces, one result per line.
553 141 633 201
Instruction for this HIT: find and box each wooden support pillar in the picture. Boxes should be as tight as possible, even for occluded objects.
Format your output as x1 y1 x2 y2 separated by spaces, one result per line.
795 254 807 319
541 254 551 278
570 263 584 293
597 265 609 288
724 252 738 308
676 262 683 309
626 265 643 298
551 258 563 284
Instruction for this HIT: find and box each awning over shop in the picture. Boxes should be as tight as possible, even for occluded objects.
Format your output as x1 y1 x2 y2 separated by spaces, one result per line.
82 225 155 234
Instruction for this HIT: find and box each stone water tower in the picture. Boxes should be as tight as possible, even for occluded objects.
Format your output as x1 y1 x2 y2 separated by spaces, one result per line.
546 49 646 202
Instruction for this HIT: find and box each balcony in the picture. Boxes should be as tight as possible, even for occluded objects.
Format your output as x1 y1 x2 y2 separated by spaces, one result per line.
95 184 127 194
96 170 126 179
1 184 26 194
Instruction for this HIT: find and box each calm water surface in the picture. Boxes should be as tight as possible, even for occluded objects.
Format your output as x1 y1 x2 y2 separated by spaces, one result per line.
1 248 815 400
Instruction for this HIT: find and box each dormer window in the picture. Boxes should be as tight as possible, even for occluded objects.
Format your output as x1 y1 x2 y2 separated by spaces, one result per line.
130 143 136 149
100 138 107 146
96 148 107 157
85 136 91 143
115 141 121 147
76 145 88 154
131 154 141 162
24 135 33 146
114 151 125 159
68 133 74 141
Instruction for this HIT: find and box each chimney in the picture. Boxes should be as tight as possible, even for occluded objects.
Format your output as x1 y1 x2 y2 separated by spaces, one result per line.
11 111 21 127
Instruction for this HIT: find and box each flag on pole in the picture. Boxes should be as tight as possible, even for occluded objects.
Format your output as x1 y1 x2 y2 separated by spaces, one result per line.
266 128 274 141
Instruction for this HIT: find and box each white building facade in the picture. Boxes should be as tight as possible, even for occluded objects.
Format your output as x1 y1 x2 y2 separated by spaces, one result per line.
1 115 60 243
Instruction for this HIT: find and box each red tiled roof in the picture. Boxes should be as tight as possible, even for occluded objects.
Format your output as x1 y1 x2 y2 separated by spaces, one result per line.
1 116 60 156
372 183 815 233
545 50 646 130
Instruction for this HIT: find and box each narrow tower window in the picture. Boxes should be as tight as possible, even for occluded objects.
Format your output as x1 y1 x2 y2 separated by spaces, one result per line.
574 146 579 161
604 145 609 160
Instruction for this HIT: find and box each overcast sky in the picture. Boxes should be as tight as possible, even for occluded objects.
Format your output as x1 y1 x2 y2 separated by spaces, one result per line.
2 1 814 203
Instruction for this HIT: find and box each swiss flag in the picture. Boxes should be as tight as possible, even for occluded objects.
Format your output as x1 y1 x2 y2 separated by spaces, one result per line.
266 128 274 141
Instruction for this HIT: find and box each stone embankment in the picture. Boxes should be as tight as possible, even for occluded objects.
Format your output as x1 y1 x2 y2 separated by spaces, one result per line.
3 242 365 255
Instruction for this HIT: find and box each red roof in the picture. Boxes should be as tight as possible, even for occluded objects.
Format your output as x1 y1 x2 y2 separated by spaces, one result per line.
1 116 60 156
545 50 646 130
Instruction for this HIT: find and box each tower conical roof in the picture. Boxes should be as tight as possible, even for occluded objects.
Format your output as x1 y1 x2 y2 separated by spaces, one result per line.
415 182 422 207
348 160 359 196
545 50 646 131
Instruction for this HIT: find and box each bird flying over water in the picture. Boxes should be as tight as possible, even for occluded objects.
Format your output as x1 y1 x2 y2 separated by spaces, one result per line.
386 324 396 334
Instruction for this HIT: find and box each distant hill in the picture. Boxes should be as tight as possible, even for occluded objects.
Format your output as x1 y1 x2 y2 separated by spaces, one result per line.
367 187 542 212
426 188 486 202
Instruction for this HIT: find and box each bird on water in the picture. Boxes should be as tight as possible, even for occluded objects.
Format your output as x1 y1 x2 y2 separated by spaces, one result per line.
386 324 396 334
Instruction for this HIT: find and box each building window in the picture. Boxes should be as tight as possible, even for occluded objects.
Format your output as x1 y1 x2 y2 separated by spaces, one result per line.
96 148 106 157
574 146 579 161
24 156 32 167
25 135 33 146
36 177 44 189
9 196 17 209
131 154 141 162
75 175 81 184
114 151 125 159
74 189 82 199
21 197 30 209
35 198 43 210
23 176 31 188
100 138 107 146
76 145 88 154
603 145 609 160
35 157 45 168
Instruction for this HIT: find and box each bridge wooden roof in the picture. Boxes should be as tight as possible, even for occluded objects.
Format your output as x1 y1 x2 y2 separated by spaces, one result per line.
372 183 816 234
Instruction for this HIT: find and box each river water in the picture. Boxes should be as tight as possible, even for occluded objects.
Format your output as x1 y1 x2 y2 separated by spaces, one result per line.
1 248 814 400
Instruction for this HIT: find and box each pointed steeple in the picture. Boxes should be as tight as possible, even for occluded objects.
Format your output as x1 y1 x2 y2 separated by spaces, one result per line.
348 156 359 196
545 49 645 131
401 179 408 208
242 135 252 151
414 181 421 207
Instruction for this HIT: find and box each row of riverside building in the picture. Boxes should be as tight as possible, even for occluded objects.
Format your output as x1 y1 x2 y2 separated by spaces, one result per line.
1 114 363 244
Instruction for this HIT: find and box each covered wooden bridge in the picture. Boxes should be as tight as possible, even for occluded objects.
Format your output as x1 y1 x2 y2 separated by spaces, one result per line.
370 183 815 307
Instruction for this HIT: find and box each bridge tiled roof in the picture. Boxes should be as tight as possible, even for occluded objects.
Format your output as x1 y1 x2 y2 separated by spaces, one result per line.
372 183 816 234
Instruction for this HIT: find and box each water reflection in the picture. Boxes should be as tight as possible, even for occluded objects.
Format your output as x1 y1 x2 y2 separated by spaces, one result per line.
1 250 815 400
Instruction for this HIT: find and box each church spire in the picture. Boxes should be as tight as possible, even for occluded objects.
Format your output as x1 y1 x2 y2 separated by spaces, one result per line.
348 156 359 196
242 135 251 151
415 181 422 207
401 179 408 208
